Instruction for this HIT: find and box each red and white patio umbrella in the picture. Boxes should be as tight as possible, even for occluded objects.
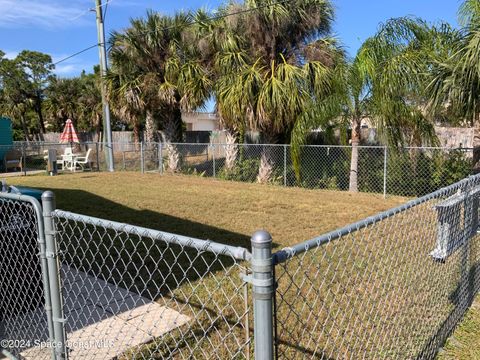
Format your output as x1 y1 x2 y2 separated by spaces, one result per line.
60 119 79 144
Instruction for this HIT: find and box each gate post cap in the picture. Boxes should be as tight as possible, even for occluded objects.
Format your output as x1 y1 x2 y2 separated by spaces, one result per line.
41 191 55 201
251 230 272 245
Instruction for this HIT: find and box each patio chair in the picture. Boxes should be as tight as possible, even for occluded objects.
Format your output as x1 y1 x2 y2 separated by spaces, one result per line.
3 150 23 172
74 149 92 171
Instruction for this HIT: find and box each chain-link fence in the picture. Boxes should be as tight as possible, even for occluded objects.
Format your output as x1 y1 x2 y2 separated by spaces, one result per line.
1 173 480 359
272 174 480 359
50 208 251 359
0 190 253 359
0 192 54 360
7 141 473 197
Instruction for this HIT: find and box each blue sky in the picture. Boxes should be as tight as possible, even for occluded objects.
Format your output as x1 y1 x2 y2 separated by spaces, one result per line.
0 0 461 76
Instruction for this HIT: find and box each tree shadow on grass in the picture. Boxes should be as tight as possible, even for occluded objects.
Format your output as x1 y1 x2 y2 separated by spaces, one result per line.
42 188 256 355
51 188 254 249
2 187 302 358
39 188 274 295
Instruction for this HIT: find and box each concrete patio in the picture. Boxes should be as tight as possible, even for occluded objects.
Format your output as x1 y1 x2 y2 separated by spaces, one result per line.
15 266 190 359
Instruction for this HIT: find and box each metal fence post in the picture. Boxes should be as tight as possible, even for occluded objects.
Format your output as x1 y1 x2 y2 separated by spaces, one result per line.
251 230 274 360
41 191 67 360
22 142 27 176
140 141 145 173
212 144 216 178
283 145 287 187
95 142 100 171
383 146 388 199
159 142 163 174
31 195 56 360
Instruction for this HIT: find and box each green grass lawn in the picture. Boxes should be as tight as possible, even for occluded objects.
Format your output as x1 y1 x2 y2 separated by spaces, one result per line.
9 172 406 249
7 172 479 359
437 295 480 360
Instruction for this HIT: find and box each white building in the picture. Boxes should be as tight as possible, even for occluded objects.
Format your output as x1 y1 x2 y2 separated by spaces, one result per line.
182 112 221 131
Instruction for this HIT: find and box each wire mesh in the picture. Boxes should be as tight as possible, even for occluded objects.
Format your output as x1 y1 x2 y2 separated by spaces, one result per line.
215 144 287 185
7 142 474 198
2 151 480 359
0 194 51 359
273 175 480 359
96 142 141 172
51 211 252 359
385 147 473 197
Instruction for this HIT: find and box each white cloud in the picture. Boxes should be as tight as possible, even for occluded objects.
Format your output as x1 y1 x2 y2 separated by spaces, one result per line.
0 0 93 28
4 49 96 76
55 64 80 75
53 56 97 76
3 50 19 59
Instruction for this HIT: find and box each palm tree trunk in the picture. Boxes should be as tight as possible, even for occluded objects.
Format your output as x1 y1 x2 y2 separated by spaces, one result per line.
95 114 102 143
20 113 30 141
349 117 361 192
34 96 46 141
257 150 274 183
133 123 141 144
224 130 238 172
257 132 278 184
145 110 157 143
159 111 182 172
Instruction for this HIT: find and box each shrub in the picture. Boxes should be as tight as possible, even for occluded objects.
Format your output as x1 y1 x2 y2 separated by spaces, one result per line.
431 150 471 188
218 158 260 183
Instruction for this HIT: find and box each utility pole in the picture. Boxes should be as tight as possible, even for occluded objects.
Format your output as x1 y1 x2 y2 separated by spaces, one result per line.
95 0 114 172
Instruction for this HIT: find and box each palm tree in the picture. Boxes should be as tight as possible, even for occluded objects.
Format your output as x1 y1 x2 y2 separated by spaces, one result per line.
346 18 440 191
212 0 343 183
78 71 103 141
44 77 82 131
0 95 33 141
105 60 144 143
429 0 480 170
292 17 445 192
108 11 212 172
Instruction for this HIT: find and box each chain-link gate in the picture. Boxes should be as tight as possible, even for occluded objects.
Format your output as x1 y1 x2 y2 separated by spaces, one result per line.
0 192 55 360
48 205 252 359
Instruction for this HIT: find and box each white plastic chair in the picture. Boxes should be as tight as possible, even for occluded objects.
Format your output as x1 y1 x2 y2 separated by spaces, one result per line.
59 147 75 170
74 149 92 171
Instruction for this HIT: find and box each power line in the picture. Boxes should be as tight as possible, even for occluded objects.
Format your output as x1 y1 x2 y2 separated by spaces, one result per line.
53 44 99 65
70 8 92 21
104 0 109 20
70 0 114 21
97 0 115 9
52 0 292 66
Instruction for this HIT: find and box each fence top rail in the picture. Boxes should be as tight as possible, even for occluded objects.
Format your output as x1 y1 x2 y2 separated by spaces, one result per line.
52 209 251 261
272 174 480 265
11 141 474 151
